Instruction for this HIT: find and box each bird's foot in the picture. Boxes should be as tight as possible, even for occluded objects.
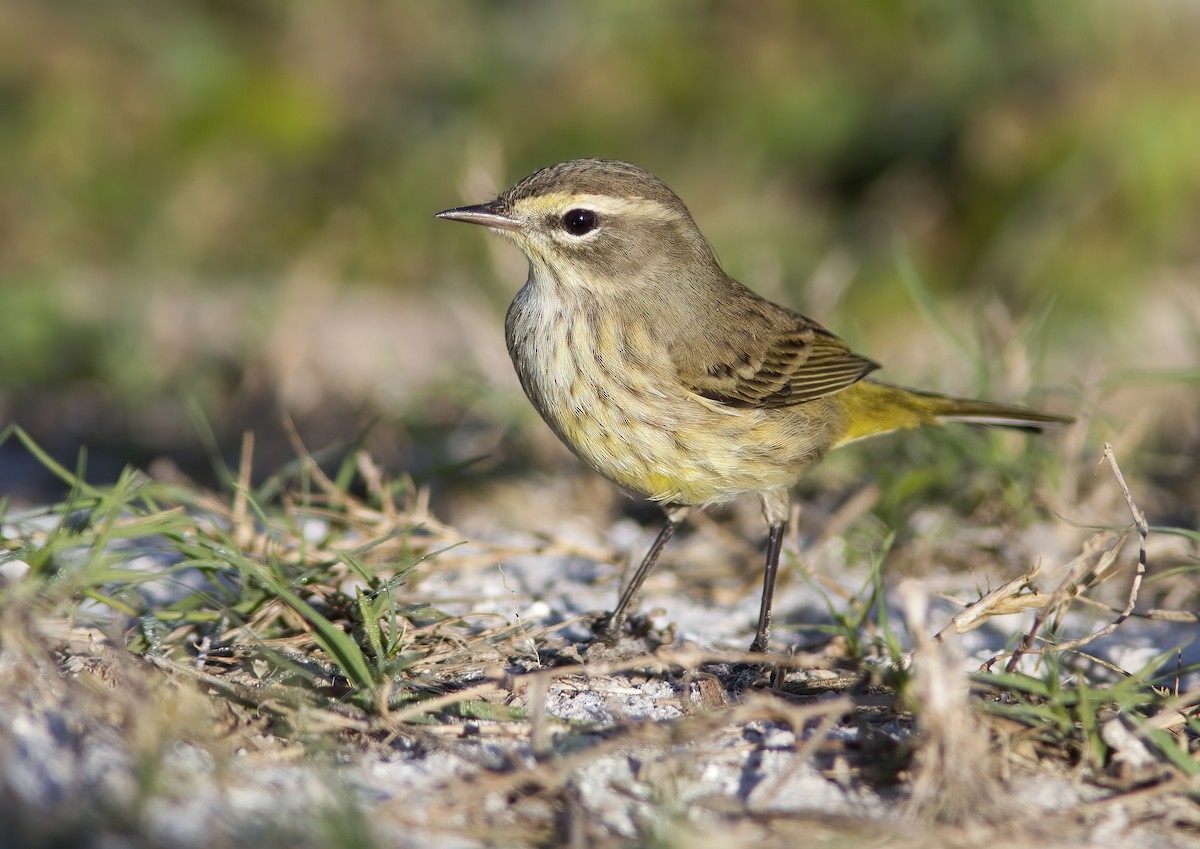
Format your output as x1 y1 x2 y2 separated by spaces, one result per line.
586 610 670 659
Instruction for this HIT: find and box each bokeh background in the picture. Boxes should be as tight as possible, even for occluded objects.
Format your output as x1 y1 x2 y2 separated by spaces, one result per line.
1 1 1198 534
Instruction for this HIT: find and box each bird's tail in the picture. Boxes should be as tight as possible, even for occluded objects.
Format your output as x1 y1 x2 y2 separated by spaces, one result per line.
834 380 1072 447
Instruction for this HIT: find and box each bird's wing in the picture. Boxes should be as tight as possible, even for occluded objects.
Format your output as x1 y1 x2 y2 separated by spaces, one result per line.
677 306 879 409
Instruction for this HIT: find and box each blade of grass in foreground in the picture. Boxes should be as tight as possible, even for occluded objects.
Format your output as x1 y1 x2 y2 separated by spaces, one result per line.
230 552 378 692
1 425 105 501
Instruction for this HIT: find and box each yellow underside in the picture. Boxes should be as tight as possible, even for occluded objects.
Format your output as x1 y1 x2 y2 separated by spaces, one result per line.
552 379 1057 506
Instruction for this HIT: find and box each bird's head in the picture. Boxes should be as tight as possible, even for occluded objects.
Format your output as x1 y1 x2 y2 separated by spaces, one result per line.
437 159 717 292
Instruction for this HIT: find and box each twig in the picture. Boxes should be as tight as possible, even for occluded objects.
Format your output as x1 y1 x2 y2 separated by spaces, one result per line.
934 564 1040 639
1005 443 1149 671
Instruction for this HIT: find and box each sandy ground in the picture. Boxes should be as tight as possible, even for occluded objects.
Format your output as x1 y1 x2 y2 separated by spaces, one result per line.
2 499 1198 849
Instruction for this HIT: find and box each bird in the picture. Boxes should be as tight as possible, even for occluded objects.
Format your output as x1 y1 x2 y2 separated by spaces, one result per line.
437 158 1070 653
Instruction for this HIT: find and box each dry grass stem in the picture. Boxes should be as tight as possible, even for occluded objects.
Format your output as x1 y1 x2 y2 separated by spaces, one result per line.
1006 443 1150 671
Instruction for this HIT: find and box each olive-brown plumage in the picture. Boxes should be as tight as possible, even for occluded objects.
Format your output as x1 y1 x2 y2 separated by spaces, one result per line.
439 159 1070 652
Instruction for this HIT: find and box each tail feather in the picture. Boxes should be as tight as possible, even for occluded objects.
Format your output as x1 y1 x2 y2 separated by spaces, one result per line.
835 380 1072 447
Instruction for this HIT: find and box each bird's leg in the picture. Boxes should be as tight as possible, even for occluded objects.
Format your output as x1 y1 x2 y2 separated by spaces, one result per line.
600 504 690 642
750 490 791 653
749 522 787 652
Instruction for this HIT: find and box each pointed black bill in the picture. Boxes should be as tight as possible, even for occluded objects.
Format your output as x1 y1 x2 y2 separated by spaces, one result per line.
435 201 520 231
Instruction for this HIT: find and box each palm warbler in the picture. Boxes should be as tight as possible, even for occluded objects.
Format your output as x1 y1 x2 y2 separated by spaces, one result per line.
438 158 1070 652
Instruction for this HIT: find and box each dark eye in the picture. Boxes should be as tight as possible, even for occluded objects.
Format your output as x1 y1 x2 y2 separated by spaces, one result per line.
561 208 597 236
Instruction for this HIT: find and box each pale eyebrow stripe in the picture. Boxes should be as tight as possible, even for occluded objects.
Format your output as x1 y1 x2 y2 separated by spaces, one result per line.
571 194 677 219
525 192 679 220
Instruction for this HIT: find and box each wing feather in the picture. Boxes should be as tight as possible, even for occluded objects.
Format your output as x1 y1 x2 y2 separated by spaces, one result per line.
679 308 878 409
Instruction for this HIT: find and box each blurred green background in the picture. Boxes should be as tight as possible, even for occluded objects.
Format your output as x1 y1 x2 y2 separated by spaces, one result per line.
1 0 1198 514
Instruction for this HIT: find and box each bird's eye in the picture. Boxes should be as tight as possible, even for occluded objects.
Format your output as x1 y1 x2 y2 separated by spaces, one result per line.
561 208 597 236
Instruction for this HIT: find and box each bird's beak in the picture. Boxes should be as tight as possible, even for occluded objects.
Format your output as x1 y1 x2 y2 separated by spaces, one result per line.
436 201 521 232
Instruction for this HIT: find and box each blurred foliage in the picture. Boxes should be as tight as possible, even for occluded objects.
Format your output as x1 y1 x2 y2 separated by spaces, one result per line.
2 2 1197 292
1 0 1199 496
